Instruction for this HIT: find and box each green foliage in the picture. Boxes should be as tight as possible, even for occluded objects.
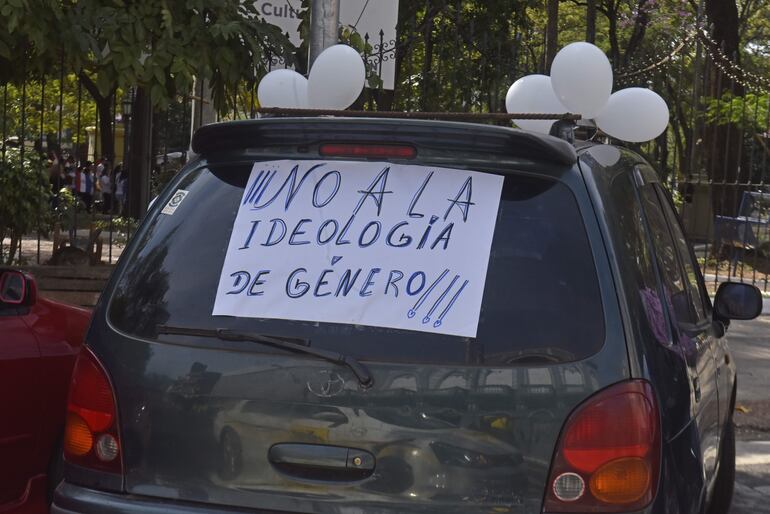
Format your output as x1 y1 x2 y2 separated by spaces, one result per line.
0 148 50 264
1 0 295 114
705 92 769 129
339 25 383 90
52 186 82 231
0 75 101 150
94 216 137 244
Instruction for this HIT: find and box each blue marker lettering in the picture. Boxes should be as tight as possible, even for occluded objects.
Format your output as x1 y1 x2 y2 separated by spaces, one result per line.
358 221 382 248
227 271 251 295
430 222 454 250
262 218 287 246
317 219 339 245
314 269 333 297
239 220 261 249
288 218 312 245
247 270 271 296
406 271 426 296
286 268 310 298
359 268 381 297
248 170 277 207
385 270 404 297
444 176 475 222
312 170 341 207
408 171 433 218
352 167 392 217
416 215 439 249
386 221 412 248
335 215 355 245
335 269 362 297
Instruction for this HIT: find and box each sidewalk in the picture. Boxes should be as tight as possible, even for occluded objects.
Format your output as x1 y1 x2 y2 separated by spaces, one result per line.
729 301 770 513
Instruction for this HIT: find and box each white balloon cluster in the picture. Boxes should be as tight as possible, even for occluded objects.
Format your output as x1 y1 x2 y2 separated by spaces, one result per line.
257 44 366 111
505 42 670 143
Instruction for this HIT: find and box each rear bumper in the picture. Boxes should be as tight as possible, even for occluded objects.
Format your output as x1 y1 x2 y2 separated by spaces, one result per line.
51 482 277 514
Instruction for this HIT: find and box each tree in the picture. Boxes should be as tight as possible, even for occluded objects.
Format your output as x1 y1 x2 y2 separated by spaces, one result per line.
545 0 559 70
0 148 49 264
703 0 747 216
2 0 294 216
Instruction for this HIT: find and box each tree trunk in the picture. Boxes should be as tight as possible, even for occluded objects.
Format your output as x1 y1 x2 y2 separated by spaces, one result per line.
79 73 115 162
623 0 651 66
545 0 559 71
586 0 596 44
703 0 746 217
419 0 435 111
607 16 620 65
127 87 153 220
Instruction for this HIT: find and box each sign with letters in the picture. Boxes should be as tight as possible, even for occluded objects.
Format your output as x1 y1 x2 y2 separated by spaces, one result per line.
213 160 504 337
253 0 399 89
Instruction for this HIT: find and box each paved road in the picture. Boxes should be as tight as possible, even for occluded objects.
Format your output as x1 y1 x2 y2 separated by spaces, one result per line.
727 299 770 513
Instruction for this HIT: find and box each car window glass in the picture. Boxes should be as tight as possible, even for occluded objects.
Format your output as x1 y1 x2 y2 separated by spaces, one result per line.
607 173 672 345
109 163 605 365
654 184 709 322
639 185 696 325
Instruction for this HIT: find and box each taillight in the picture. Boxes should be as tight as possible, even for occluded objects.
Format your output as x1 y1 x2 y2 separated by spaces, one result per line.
319 143 417 159
544 380 660 513
63 347 122 474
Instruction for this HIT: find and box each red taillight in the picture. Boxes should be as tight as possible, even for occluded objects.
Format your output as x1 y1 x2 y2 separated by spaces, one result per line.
544 380 660 513
319 143 417 159
64 347 122 474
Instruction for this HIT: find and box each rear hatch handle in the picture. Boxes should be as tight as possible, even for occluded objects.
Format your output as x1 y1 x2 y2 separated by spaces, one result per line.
268 443 375 481
157 325 373 388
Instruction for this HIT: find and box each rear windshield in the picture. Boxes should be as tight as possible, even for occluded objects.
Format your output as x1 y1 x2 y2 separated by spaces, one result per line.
109 161 604 365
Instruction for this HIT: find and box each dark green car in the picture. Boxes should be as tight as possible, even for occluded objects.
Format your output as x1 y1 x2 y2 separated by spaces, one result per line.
53 118 762 514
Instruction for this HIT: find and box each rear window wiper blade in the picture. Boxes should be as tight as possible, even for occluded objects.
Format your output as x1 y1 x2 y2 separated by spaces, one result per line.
157 325 373 388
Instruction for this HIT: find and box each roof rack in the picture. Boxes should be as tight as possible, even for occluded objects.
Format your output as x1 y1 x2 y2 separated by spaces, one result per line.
256 108 581 122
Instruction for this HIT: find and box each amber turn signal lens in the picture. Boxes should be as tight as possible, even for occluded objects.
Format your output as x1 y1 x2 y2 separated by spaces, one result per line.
589 457 650 504
64 412 94 457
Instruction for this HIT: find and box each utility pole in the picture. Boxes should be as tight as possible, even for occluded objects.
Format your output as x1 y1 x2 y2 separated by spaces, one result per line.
308 0 340 68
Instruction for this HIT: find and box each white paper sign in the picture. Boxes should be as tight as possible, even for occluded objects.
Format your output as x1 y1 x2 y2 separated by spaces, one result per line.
213 160 504 337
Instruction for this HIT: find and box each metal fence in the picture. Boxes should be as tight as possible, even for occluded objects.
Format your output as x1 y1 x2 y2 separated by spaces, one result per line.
0 73 191 267
1 21 769 295
614 29 770 294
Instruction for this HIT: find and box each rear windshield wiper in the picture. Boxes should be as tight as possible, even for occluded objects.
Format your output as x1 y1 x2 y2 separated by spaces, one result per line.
157 325 373 388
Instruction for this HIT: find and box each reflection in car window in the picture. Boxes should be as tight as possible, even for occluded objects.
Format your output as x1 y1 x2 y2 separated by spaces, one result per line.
654 184 709 323
640 185 696 326
109 163 605 365
608 173 671 346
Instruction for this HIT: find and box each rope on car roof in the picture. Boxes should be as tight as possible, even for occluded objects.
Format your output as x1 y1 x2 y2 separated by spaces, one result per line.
255 108 582 121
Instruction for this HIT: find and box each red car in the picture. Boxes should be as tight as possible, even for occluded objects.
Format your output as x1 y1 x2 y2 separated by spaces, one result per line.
0 269 90 514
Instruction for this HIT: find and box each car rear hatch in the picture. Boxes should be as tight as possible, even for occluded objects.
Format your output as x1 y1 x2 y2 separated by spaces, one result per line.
92 118 629 514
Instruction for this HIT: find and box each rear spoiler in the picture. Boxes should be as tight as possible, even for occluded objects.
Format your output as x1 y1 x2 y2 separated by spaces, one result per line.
191 117 578 167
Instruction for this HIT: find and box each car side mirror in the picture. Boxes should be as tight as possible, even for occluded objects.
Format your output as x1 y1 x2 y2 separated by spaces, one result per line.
714 282 763 321
0 270 35 306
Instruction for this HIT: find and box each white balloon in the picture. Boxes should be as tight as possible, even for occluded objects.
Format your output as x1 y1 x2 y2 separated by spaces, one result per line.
596 88 670 143
505 74 568 134
551 42 613 119
257 69 308 109
308 44 366 110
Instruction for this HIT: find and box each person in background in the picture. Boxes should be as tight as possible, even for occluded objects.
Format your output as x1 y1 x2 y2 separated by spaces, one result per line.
100 164 112 214
113 164 125 216
48 151 64 209
66 157 77 194
83 162 95 212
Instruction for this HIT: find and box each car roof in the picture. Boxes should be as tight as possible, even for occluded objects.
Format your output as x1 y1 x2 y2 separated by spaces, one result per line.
191 117 578 167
